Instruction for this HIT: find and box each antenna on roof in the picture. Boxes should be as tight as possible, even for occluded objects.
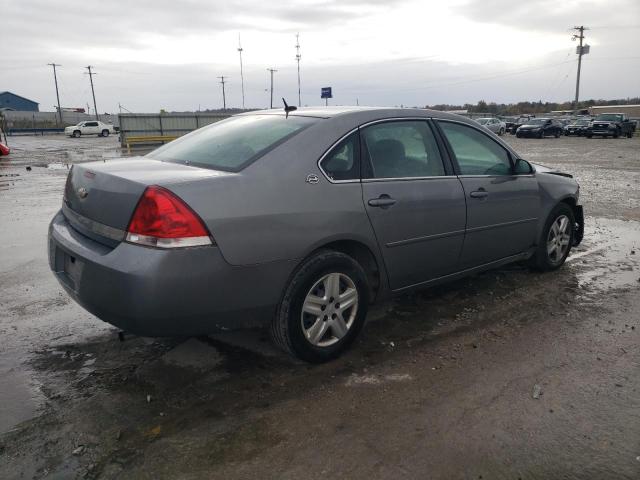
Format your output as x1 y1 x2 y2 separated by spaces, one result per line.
282 98 297 118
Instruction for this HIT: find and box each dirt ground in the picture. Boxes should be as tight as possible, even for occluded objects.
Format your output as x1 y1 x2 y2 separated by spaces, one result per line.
1 133 639 479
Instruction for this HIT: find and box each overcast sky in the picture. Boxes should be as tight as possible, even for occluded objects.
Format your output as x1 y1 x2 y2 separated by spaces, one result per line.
4 0 639 113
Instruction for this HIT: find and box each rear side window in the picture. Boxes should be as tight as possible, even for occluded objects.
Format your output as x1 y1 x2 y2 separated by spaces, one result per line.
320 132 360 181
438 121 512 176
150 115 318 172
361 121 445 179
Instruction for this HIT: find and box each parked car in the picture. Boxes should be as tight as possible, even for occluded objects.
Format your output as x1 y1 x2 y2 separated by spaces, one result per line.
564 119 591 136
516 118 563 138
475 117 506 135
586 113 635 138
65 121 115 138
506 116 534 135
0 142 9 156
48 107 583 362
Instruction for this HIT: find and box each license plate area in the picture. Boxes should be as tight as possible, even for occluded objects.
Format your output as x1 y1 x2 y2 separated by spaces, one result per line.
53 247 84 292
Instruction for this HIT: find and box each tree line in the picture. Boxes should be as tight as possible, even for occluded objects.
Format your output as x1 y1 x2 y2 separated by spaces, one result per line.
426 98 640 115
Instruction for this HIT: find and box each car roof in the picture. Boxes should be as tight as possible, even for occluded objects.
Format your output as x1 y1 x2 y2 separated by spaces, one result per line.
236 106 477 123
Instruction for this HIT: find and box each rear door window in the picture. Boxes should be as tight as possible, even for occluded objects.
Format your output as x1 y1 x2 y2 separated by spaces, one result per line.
361 120 446 179
150 115 318 172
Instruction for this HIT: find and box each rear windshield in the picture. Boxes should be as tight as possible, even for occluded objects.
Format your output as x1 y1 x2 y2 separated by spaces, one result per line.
149 115 318 171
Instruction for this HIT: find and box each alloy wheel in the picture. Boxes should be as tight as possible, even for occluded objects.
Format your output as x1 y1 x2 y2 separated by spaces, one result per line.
301 272 358 347
547 215 571 263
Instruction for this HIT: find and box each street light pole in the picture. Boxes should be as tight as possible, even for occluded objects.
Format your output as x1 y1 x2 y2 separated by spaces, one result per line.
295 33 302 107
238 34 245 109
267 68 277 109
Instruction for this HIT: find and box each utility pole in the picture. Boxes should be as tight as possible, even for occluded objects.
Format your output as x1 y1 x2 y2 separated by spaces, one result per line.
237 34 245 109
572 26 589 113
84 66 99 120
218 75 228 110
295 33 302 107
267 68 277 109
48 63 63 125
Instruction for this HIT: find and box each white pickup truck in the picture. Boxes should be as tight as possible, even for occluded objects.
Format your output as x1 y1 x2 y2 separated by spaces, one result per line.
65 121 116 138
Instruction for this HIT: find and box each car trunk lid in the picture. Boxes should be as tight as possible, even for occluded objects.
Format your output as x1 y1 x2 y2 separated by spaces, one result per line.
63 158 230 241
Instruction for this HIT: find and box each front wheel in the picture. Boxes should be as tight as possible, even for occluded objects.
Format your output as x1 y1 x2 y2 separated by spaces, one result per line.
529 203 575 271
538 130 544 139
101 129 110 137
73 130 81 138
271 250 369 363
554 131 560 138
498 128 505 136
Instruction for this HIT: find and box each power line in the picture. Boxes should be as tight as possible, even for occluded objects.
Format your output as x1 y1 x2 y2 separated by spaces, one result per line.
218 75 228 110
47 63 62 125
237 34 245 109
84 66 99 120
295 33 302 107
267 68 277 109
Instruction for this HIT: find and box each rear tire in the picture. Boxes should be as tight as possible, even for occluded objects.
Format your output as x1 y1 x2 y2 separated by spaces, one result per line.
529 203 575 271
271 250 369 363
538 130 544 139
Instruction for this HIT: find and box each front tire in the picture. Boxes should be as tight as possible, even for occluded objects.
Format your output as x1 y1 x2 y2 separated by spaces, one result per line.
498 128 505 136
529 203 575 271
271 250 369 363
73 130 81 138
101 129 110 137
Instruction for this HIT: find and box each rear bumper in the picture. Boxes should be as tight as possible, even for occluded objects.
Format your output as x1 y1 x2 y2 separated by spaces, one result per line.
48 210 296 335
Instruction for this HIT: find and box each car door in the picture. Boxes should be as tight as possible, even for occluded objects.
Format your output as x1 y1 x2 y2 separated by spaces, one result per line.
436 120 540 268
360 119 467 290
83 121 99 135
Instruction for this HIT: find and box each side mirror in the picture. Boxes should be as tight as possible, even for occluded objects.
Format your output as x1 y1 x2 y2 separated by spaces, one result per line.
513 158 533 175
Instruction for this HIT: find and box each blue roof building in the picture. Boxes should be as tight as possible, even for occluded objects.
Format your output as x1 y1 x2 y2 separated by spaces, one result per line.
0 91 39 112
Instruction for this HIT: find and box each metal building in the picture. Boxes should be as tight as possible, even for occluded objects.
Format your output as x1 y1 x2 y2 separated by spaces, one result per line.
0 91 39 112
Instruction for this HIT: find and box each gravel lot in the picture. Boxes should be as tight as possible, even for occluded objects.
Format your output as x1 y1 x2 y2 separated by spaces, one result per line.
1 133 639 479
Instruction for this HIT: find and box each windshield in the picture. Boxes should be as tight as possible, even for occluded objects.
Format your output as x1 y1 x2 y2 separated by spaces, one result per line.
574 119 590 125
596 114 622 122
149 115 318 171
527 119 548 125
476 119 489 125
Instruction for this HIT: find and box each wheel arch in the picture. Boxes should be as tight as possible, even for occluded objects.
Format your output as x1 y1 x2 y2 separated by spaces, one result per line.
300 237 386 302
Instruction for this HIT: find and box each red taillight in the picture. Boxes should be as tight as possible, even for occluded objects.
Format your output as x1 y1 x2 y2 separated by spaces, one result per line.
126 186 212 248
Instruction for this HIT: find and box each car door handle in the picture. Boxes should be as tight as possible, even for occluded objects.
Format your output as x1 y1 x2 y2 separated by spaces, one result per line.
368 195 396 207
470 190 489 199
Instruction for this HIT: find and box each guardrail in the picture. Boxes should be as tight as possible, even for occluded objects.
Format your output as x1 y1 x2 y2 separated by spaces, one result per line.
7 128 66 136
125 135 178 154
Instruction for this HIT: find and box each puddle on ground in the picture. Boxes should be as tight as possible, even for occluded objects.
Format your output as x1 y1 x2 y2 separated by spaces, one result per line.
568 217 640 295
0 353 45 434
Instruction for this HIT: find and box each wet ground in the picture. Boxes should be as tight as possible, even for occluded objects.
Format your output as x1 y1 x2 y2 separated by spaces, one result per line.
1 134 639 479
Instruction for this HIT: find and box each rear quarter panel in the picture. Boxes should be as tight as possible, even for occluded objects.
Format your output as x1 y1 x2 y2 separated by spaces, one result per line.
166 115 382 267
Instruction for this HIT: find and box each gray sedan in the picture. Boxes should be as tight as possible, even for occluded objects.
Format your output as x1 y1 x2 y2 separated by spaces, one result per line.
49 107 584 362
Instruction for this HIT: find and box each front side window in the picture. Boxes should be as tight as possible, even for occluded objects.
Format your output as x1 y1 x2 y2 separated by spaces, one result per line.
150 115 318 171
361 121 445 179
438 121 512 176
320 131 360 181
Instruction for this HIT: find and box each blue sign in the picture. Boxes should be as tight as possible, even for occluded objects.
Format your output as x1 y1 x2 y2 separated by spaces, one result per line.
321 87 332 99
